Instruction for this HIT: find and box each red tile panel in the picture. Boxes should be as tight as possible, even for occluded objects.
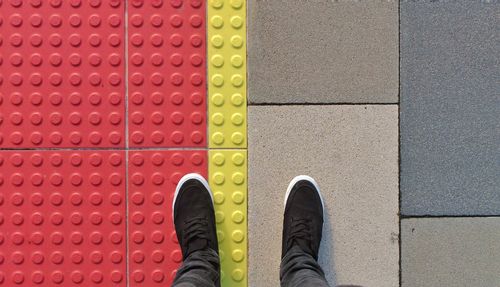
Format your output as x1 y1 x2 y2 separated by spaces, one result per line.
128 0 206 147
0 150 126 286
128 150 207 287
0 0 125 148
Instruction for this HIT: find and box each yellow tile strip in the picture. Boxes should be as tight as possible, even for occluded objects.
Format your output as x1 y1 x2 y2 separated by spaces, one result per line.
209 150 247 286
208 0 247 148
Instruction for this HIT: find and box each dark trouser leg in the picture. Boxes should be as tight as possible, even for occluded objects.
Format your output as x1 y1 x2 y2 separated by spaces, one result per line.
280 245 330 287
172 248 220 287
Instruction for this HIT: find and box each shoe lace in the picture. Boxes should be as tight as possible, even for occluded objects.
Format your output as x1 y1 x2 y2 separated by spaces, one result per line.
287 217 312 247
183 217 210 244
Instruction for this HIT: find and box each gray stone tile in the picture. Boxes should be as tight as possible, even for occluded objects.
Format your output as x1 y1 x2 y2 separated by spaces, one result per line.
248 106 399 287
400 0 500 216
248 0 398 104
402 217 500 286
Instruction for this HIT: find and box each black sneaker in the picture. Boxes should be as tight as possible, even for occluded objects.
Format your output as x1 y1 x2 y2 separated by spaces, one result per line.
173 173 219 259
282 175 324 260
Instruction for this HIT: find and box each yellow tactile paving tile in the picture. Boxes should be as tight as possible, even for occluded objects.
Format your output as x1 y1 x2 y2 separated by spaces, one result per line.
209 150 248 286
208 0 247 148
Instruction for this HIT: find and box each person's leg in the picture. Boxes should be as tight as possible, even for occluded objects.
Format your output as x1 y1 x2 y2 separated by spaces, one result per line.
280 176 330 287
280 245 329 286
172 248 219 287
171 174 221 287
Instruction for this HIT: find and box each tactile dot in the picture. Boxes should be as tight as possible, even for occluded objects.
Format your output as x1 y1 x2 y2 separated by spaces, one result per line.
232 249 244 262
231 74 244 87
232 269 244 282
211 0 224 9
232 172 245 185
232 153 245 166
214 192 225 205
231 132 244 145
211 74 224 87
211 93 224 106
230 16 243 29
232 230 244 243
211 35 224 48
215 211 225 223
230 0 244 9
213 172 225 185
231 93 244 106
212 113 225 126
212 132 225 145
212 153 225 166
232 191 245 205
232 211 244 223
211 15 224 28
211 54 224 67
230 35 243 48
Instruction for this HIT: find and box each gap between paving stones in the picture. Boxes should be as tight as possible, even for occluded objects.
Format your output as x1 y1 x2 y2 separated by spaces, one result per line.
250 102 399 106
402 215 500 219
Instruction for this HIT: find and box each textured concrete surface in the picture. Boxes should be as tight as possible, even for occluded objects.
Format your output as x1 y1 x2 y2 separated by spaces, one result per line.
400 0 500 216
248 106 399 287
248 0 398 104
402 218 500 286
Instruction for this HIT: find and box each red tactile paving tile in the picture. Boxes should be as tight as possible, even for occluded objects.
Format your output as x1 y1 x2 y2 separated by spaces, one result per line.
0 0 125 148
128 0 206 147
128 150 207 287
0 150 126 286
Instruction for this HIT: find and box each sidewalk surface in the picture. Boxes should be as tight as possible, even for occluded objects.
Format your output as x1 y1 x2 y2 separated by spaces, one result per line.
248 0 499 286
0 0 499 287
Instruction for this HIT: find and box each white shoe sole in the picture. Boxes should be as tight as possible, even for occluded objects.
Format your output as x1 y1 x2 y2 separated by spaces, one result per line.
284 175 325 214
172 173 213 221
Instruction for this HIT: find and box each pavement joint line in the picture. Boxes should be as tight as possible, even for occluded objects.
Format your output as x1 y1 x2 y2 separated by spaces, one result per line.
205 0 209 153
124 0 129 285
125 148 130 287
0 147 211 151
398 0 402 286
0 147 250 151
249 102 400 106
401 215 500 219
0 147 130 151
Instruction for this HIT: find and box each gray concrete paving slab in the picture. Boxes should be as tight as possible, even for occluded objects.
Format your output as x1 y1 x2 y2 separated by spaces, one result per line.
400 0 500 216
402 217 500 286
248 106 399 287
248 0 398 104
